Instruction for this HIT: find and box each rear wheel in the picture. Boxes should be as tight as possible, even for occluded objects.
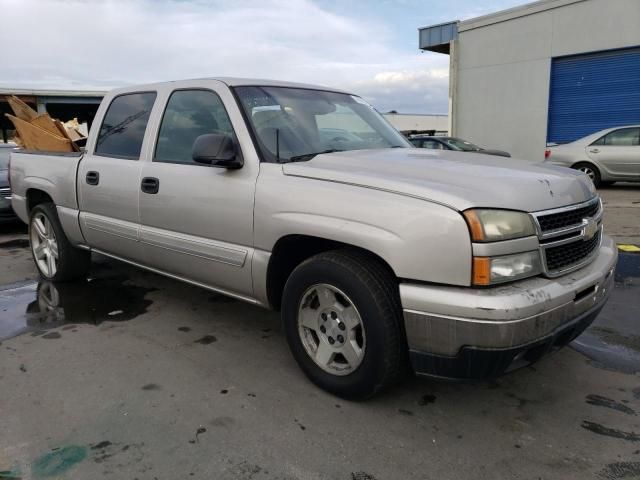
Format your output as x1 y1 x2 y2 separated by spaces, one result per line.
282 250 406 399
29 203 90 282
572 162 602 188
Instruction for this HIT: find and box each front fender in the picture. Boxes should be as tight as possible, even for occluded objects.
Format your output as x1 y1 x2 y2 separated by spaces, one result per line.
254 165 472 286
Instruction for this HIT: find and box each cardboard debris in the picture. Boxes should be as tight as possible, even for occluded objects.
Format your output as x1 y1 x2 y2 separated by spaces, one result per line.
8 96 38 122
31 113 63 136
61 118 85 141
6 115 74 152
4 95 87 152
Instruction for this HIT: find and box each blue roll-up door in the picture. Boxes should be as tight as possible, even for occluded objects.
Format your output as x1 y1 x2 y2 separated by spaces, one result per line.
547 46 640 144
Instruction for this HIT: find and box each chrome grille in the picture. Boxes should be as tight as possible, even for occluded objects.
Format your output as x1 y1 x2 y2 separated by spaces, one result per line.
537 200 600 232
0 187 11 200
544 231 601 272
532 197 603 276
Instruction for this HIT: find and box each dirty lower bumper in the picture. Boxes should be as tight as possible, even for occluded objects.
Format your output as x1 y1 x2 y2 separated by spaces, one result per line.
401 234 618 379
409 301 604 379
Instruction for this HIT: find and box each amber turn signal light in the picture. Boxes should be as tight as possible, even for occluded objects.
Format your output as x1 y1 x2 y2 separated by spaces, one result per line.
463 210 485 242
472 257 491 286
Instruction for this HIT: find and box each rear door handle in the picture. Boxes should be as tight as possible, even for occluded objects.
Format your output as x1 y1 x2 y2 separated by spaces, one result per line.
141 177 160 194
86 171 100 185
590 148 600 153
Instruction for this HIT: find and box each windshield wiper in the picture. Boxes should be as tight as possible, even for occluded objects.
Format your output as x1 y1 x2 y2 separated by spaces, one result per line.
288 149 344 162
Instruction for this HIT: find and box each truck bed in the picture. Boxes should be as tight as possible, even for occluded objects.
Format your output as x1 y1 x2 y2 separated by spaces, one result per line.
9 150 84 224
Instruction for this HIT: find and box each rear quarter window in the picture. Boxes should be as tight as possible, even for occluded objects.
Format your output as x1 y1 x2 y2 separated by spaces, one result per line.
95 92 157 159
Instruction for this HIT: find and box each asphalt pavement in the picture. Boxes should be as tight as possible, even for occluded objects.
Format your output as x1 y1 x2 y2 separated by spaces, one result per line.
0 187 639 480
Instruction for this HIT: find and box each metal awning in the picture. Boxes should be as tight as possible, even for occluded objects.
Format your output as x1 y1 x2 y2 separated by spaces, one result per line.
418 21 458 54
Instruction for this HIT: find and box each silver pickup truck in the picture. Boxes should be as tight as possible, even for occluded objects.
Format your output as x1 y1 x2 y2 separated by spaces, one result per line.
10 78 617 398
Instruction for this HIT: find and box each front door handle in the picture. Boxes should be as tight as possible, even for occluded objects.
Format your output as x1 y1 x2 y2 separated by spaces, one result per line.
590 148 600 154
141 177 160 194
86 171 100 185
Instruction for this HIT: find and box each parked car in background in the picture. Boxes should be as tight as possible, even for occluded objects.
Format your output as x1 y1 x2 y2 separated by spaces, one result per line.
409 135 511 157
544 126 640 188
0 142 17 222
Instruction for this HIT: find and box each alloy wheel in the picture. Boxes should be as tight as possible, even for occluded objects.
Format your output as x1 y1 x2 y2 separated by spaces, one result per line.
30 213 59 278
579 166 596 181
297 284 366 376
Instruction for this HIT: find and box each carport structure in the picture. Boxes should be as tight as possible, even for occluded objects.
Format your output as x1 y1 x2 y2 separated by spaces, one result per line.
0 88 105 143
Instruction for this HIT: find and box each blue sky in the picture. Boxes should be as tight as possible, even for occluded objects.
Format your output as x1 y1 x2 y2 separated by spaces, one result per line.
1 0 529 113
318 0 529 50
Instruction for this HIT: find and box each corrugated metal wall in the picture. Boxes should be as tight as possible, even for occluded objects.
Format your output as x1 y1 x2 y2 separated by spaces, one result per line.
547 46 640 144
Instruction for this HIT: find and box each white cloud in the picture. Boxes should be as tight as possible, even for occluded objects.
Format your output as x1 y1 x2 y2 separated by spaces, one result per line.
0 0 450 113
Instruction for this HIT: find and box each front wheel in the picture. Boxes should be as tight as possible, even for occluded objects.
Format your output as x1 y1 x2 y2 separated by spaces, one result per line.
573 162 602 188
29 203 90 282
282 250 407 399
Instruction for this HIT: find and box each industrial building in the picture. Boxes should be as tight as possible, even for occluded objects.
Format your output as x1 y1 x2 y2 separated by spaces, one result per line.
0 88 105 143
382 112 448 134
419 0 640 161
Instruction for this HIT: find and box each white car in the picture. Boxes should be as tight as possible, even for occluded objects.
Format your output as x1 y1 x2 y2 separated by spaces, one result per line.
544 125 640 187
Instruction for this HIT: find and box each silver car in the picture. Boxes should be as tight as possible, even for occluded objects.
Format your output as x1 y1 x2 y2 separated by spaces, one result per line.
0 142 17 222
544 125 640 187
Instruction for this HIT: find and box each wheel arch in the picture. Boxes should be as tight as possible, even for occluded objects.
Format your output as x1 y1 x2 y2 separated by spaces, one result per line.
571 160 605 183
265 234 397 311
26 188 55 214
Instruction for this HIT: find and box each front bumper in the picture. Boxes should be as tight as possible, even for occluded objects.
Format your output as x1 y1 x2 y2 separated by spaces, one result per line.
401 234 618 379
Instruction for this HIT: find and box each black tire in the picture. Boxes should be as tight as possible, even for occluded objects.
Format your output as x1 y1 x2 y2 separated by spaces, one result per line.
600 181 616 187
29 203 90 282
572 162 602 188
282 249 407 399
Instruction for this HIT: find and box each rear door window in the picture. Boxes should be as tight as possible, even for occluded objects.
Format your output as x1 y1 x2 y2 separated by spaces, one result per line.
593 128 640 146
95 92 157 159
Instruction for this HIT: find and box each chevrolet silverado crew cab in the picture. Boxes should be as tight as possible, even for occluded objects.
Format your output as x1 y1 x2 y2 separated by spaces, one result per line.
10 78 617 399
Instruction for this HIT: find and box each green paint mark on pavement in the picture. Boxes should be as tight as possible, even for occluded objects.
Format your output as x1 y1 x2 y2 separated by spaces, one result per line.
31 446 87 478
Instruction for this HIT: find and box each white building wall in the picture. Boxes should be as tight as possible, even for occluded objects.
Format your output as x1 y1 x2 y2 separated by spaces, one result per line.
383 113 448 132
453 0 640 162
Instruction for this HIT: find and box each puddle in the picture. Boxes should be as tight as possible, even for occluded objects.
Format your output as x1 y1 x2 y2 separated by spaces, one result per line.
0 275 156 342
571 253 640 374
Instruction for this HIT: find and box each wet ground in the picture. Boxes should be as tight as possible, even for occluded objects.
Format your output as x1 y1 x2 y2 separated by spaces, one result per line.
1 219 639 480
599 185 640 246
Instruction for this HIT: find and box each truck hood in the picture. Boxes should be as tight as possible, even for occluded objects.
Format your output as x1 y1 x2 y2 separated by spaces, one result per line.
282 148 596 212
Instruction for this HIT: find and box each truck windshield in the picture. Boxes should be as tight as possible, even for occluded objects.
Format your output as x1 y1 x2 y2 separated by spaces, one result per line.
234 86 410 163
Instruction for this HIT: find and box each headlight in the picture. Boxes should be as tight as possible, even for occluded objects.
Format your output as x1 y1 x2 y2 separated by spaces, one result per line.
463 209 536 242
473 251 542 286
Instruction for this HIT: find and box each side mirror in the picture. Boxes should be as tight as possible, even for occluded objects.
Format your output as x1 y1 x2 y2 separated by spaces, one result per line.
192 133 243 169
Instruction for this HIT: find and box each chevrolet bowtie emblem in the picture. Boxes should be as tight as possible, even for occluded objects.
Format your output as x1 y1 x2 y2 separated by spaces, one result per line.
582 218 598 239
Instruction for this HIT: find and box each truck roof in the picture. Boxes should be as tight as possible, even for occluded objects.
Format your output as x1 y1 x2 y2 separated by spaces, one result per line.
109 77 350 96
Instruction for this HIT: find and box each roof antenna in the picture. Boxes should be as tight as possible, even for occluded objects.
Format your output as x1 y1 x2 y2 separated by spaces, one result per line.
276 128 280 163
